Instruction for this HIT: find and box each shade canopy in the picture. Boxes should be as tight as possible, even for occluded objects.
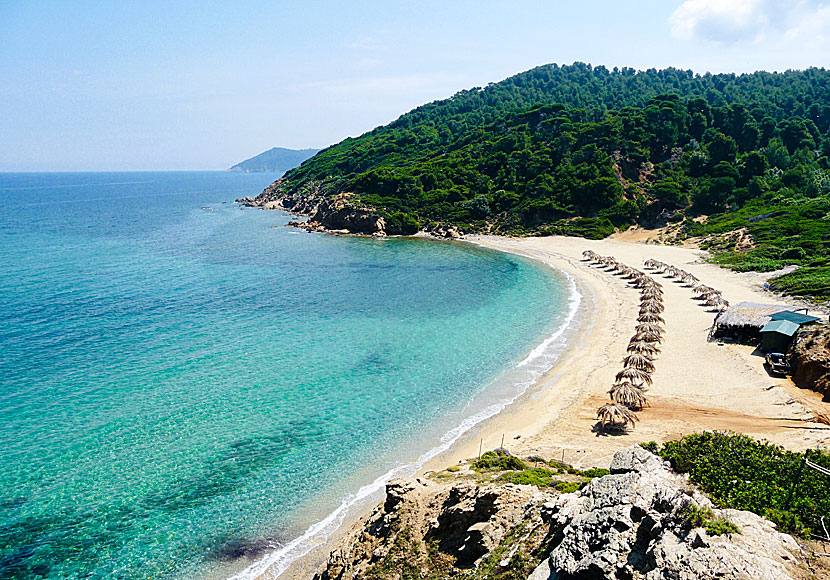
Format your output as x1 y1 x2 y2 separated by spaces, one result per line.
769 310 820 325
759 320 800 337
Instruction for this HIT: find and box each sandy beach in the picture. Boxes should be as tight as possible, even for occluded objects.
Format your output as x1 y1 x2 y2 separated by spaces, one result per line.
270 232 830 579
445 233 830 469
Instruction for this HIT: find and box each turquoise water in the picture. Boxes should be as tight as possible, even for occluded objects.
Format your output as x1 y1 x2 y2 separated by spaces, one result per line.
0 172 572 580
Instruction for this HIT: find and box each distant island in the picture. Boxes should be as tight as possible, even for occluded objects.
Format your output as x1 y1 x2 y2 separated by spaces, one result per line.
228 147 320 174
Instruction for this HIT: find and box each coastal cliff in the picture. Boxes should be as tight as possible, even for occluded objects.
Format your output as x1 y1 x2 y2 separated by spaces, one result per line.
312 446 806 580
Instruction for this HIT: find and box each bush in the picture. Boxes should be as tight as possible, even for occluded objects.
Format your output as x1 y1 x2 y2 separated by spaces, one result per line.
581 468 611 479
553 481 582 493
473 450 528 471
681 504 714 528
497 468 555 487
654 432 830 538
640 441 660 454
705 519 741 536
383 211 421 235
763 509 811 537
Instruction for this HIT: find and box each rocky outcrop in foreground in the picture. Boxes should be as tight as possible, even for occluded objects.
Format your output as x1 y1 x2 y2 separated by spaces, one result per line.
314 446 803 580
790 326 830 399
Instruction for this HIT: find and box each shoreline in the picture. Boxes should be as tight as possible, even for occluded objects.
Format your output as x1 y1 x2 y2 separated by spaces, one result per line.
224 235 588 580
235 232 830 580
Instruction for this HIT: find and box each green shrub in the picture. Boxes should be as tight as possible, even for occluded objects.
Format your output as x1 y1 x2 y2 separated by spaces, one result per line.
705 519 741 536
763 508 811 537
680 504 714 527
382 211 421 235
640 441 660 454
473 450 528 471
446 465 460 473
581 468 610 479
553 481 582 493
497 468 555 487
654 432 830 538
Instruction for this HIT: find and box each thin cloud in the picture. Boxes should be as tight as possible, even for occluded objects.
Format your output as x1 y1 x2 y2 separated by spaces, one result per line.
349 36 383 50
670 0 830 44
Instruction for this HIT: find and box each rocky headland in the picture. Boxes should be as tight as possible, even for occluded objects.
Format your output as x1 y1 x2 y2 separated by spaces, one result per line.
312 446 812 580
236 180 462 238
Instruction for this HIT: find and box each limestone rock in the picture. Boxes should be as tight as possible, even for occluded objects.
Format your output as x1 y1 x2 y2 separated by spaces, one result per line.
533 445 800 580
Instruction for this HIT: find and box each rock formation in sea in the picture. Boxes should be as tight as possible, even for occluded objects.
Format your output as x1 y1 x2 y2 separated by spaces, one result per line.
313 446 807 580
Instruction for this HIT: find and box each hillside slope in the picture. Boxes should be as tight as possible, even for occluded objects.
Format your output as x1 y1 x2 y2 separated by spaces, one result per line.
248 63 830 300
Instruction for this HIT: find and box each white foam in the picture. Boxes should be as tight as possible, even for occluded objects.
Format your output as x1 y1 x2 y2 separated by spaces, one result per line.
228 263 582 580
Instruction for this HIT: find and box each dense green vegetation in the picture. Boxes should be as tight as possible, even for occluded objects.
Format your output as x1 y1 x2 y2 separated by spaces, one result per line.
644 432 830 538
272 63 830 299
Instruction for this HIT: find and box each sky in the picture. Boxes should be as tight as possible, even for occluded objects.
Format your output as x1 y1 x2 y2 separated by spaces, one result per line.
1 0 828 171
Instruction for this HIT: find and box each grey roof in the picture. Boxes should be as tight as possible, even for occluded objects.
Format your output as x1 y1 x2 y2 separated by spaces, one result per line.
760 320 801 337
769 310 820 325
715 302 793 329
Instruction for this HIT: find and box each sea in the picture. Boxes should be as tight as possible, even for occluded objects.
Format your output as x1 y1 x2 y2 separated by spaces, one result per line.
0 171 579 580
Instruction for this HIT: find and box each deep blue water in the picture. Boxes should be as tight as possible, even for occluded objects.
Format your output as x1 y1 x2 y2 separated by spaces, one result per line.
0 172 572 579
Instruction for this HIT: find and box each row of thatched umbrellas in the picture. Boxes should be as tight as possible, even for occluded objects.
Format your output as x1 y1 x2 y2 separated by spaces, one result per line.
582 250 666 432
642 259 729 311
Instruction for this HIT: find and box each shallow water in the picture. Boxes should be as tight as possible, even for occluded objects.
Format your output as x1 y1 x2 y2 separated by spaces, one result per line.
0 172 571 579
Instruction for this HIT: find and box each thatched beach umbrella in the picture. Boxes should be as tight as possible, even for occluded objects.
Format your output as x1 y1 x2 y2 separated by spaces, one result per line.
639 301 665 314
627 341 660 356
615 367 654 386
641 289 663 301
609 382 649 410
680 272 700 286
622 353 656 372
664 266 681 278
635 323 663 336
597 402 639 428
693 285 715 296
582 250 598 260
706 296 730 310
643 259 663 270
637 312 665 324
632 330 663 344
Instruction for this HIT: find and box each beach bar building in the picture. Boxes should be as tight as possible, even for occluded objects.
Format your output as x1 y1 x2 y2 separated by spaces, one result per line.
713 302 819 348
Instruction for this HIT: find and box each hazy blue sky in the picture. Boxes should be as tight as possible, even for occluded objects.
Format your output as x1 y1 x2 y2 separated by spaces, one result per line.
1 1 828 170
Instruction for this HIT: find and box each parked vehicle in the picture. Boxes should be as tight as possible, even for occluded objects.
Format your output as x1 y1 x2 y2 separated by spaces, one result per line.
765 352 791 376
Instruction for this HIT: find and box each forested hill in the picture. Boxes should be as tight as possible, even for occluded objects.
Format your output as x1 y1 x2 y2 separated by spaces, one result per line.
255 63 830 300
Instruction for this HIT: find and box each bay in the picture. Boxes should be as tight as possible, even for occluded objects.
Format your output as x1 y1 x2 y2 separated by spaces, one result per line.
0 172 572 579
